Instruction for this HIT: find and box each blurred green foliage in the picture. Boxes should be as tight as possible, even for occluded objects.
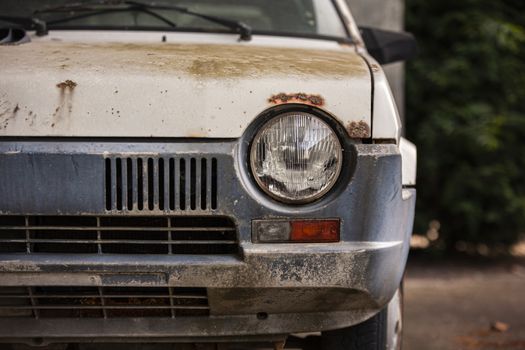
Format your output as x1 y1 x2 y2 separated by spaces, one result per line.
405 0 525 249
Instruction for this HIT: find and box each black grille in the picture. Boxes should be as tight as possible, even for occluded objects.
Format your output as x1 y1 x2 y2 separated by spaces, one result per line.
105 156 218 212
0 216 238 255
0 286 209 318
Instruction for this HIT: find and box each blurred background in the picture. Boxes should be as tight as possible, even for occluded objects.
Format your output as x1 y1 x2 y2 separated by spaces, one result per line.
348 0 525 349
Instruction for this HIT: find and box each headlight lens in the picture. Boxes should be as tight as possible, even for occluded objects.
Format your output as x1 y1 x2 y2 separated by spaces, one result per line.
250 111 343 203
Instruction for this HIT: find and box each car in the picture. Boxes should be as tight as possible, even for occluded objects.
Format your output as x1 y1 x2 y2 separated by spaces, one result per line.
0 1 417 349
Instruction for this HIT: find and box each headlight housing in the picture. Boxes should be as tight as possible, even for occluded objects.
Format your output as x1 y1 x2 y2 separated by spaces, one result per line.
250 111 343 204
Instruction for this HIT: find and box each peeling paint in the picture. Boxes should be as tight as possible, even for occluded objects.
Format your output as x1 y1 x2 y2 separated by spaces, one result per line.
370 63 380 73
347 121 371 139
268 93 325 107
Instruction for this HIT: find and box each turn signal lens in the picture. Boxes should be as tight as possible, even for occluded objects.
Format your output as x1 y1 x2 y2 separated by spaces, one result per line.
291 220 340 242
254 219 340 243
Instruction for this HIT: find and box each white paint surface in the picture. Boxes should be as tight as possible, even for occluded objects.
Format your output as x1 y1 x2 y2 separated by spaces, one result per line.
400 137 417 186
0 32 372 138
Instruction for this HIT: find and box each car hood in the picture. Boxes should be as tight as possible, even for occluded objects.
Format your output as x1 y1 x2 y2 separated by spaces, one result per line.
0 33 372 138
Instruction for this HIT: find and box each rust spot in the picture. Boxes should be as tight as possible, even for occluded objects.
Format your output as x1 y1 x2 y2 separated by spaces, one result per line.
268 93 325 107
55 80 77 123
347 121 371 139
56 80 77 89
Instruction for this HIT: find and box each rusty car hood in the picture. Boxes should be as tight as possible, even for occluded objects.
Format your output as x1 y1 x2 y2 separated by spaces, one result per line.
0 34 372 138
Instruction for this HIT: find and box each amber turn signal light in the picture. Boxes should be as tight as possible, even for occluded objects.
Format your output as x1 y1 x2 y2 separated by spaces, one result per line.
290 220 340 242
253 219 340 243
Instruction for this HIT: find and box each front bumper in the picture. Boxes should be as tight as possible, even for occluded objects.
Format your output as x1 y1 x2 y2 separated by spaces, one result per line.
0 139 415 342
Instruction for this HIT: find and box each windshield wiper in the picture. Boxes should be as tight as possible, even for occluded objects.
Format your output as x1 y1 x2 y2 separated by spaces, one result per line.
125 1 252 41
33 0 252 41
35 2 177 30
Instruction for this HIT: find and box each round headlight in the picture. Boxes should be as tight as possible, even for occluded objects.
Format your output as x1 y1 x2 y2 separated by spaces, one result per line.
250 111 343 203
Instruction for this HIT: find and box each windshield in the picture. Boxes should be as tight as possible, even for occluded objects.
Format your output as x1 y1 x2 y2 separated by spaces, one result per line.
0 0 349 39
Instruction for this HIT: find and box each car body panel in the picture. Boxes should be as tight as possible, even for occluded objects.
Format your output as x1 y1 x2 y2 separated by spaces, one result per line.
0 32 372 139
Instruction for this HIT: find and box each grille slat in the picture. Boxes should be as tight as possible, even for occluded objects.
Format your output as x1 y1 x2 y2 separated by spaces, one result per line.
0 287 209 318
0 294 207 299
106 156 218 213
0 216 238 255
0 226 235 231
0 239 237 244
0 305 210 310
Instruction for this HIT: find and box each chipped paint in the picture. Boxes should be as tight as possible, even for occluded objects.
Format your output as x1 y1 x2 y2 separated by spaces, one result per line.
268 93 325 107
370 63 381 73
347 121 371 139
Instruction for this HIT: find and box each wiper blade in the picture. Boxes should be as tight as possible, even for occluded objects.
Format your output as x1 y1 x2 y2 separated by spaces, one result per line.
35 2 177 29
125 1 252 41
34 0 252 41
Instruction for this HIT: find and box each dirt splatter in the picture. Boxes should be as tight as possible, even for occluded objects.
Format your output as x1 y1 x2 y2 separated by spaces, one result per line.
268 93 325 107
3 42 367 79
13 104 19 114
0 100 14 129
346 121 371 139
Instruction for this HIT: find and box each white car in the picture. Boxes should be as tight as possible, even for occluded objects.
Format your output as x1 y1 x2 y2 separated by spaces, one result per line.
0 1 417 349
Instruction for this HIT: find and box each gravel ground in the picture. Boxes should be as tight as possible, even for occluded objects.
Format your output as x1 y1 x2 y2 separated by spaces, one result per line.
403 255 525 350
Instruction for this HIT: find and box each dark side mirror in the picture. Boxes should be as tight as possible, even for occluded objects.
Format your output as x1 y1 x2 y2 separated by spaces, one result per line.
359 27 417 65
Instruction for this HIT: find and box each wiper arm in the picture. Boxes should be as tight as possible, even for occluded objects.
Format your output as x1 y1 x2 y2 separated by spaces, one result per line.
35 2 177 29
125 1 252 41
